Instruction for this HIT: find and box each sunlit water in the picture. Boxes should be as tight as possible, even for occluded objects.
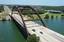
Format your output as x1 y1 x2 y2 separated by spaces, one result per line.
0 21 26 42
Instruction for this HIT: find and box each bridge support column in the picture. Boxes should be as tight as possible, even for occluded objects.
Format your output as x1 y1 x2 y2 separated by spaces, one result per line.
49 15 51 20
58 15 61 20
53 15 57 20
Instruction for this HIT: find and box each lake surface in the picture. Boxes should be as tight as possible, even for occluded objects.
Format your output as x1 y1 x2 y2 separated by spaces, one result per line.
33 18 64 35
44 19 64 35
0 21 26 42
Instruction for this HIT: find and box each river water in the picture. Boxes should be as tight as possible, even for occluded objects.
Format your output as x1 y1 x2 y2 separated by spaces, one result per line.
0 21 26 42
44 19 64 35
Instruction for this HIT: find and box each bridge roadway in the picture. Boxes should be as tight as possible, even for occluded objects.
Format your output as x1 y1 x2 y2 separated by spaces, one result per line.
11 14 64 42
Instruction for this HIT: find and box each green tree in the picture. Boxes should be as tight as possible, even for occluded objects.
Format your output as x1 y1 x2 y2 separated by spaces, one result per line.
26 34 40 42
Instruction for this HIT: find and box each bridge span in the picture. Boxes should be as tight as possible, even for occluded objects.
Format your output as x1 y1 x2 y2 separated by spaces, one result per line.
11 14 64 42
3 5 64 42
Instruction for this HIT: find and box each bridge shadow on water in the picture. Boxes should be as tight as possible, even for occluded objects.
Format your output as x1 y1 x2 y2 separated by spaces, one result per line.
12 18 28 40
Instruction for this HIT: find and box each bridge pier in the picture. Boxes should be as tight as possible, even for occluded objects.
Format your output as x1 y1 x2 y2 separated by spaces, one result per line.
48 14 62 20
58 15 61 20
53 15 57 20
49 14 52 20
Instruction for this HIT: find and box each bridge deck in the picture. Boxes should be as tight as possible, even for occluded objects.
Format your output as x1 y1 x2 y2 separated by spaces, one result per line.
12 14 64 42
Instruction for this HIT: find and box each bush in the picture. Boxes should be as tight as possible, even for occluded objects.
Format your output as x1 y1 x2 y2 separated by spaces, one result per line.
2 18 6 21
26 34 40 42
